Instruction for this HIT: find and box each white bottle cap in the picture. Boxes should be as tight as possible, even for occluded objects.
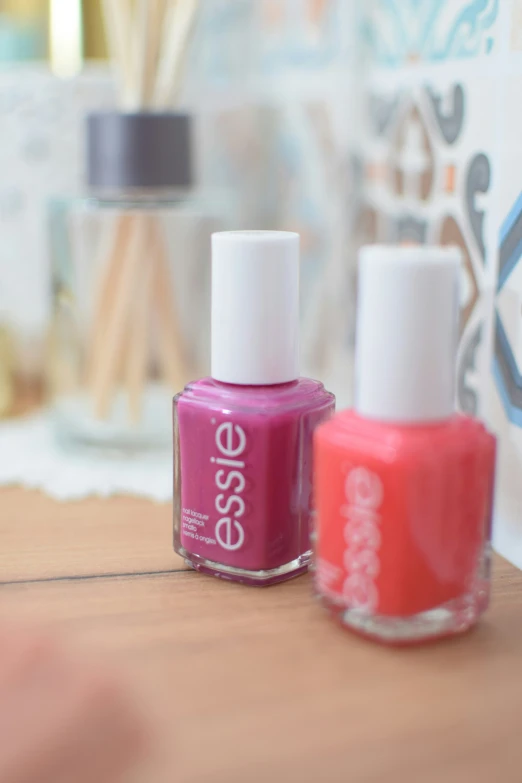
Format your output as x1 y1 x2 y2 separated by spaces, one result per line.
355 245 461 423
211 231 300 385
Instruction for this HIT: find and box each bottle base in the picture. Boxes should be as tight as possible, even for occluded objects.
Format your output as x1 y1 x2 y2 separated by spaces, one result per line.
177 546 311 586
318 583 489 645
53 384 172 454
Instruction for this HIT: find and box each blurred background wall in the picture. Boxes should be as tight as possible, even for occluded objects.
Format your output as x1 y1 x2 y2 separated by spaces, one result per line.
0 0 360 406
3 0 522 565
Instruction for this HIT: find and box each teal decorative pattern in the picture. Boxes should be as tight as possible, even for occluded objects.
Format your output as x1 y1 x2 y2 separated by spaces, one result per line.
494 192 522 427
364 0 499 66
426 84 465 145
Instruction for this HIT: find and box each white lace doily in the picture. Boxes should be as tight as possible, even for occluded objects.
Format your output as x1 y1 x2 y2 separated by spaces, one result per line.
0 412 171 502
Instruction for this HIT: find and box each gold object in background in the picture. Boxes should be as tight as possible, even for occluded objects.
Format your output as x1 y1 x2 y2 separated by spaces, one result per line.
0 0 47 60
0 324 15 418
0 0 109 64
0 0 46 18
49 0 83 76
83 0 107 59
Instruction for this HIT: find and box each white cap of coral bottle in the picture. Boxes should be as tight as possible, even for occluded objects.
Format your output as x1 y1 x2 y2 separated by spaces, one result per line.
355 245 461 423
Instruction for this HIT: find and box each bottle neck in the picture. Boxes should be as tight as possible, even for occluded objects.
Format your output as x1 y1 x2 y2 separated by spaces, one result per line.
210 374 299 388
353 402 454 426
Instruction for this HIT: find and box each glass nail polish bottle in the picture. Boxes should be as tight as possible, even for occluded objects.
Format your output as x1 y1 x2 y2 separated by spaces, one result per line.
314 245 496 644
173 231 335 585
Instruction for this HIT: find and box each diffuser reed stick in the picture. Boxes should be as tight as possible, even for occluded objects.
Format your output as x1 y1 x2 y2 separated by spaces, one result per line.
153 0 198 107
101 0 135 106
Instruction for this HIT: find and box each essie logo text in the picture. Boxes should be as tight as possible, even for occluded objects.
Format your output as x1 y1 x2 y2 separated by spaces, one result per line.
340 467 382 613
211 422 247 551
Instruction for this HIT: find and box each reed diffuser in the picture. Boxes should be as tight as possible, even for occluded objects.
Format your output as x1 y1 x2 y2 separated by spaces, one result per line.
49 0 230 452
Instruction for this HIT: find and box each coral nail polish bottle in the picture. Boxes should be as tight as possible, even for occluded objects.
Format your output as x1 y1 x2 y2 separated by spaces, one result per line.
173 231 335 585
314 245 496 643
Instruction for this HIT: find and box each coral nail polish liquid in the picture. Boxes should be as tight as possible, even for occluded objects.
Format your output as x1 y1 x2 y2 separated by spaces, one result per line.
174 231 335 585
314 245 496 644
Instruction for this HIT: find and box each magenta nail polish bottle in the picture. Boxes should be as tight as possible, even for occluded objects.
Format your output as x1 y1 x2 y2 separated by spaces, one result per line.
173 231 335 585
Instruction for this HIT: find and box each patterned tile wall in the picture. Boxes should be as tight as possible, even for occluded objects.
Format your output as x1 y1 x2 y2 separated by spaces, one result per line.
360 0 500 420
482 0 522 569
359 0 522 570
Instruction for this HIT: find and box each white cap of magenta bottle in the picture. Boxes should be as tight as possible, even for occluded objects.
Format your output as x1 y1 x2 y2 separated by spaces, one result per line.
211 231 300 386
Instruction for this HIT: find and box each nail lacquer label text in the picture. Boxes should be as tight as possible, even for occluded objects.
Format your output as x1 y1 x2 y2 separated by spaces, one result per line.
211 421 247 551
340 467 382 612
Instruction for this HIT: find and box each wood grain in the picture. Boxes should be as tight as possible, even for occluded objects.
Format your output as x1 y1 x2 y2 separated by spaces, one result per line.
0 487 187 581
1 488 522 782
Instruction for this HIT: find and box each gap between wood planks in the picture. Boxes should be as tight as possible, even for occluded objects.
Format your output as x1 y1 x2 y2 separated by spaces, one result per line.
0 567 193 588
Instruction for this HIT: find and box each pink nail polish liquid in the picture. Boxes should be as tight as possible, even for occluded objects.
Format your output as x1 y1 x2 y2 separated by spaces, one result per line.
173 231 335 585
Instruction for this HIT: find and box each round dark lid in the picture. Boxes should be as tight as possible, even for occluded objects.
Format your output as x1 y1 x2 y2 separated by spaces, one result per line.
86 111 193 190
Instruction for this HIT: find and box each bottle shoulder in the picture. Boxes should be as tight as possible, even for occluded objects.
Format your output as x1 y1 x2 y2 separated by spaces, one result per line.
315 409 495 462
175 377 335 416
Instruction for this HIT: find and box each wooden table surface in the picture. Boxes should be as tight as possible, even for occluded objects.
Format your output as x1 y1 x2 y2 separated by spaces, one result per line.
1 486 522 782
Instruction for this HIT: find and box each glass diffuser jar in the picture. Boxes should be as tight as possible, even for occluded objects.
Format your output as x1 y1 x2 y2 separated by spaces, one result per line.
48 112 229 452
